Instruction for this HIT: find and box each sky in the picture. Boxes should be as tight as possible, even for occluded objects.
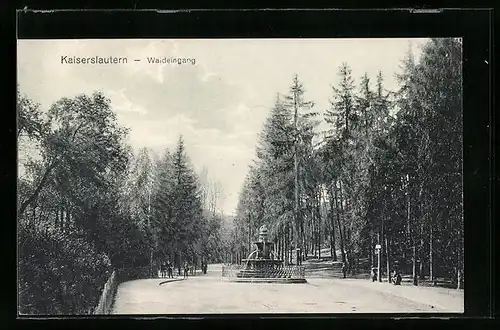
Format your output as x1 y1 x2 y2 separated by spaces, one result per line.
17 38 428 216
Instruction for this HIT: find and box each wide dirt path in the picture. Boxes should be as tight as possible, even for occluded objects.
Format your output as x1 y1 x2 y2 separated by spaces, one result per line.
112 264 463 314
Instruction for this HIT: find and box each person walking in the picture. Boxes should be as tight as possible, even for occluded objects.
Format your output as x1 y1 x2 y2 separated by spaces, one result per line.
160 261 166 278
183 261 189 279
371 267 377 282
166 260 173 278
393 268 402 285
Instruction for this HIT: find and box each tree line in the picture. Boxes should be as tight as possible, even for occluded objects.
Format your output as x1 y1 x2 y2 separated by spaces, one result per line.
17 90 227 314
230 38 463 289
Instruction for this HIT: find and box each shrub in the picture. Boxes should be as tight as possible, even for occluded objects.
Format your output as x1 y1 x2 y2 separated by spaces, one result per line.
18 225 112 315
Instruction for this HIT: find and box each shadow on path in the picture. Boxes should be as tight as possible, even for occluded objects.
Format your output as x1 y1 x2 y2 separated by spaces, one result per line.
159 278 185 286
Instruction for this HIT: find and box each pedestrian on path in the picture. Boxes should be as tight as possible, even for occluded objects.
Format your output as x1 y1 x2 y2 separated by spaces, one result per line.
392 268 402 285
371 267 377 282
203 261 207 274
160 262 166 278
166 260 173 278
183 261 189 279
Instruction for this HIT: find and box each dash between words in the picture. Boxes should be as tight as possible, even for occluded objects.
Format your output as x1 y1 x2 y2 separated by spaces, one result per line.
60 56 196 65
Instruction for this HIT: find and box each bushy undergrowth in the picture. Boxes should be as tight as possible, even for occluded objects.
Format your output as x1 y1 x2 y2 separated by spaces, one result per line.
18 225 112 315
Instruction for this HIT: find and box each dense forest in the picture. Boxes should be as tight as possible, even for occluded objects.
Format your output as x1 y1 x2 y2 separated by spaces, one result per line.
230 39 463 288
17 92 228 314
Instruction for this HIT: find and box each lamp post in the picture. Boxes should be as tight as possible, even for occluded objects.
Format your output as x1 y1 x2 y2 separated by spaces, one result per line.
375 244 381 282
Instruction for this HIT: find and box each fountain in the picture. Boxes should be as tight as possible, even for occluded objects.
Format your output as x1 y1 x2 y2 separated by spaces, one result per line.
222 224 306 283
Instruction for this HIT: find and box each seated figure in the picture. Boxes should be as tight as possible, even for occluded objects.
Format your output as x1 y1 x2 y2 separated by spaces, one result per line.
392 269 402 285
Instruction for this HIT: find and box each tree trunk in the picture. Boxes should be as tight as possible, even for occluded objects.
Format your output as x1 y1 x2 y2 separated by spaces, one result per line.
31 204 36 229
334 182 347 265
312 238 316 257
282 231 285 261
406 174 418 286
381 214 385 280
406 175 411 241
377 232 381 282
55 208 60 229
419 221 425 280
329 231 334 261
317 190 322 260
300 216 305 265
310 208 316 257
457 243 462 290
61 208 66 233
327 189 337 261
285 225 289 265
307 234 311 257
346 227 353 274
370 230 374 267
58 207 62 232
18 158 59 217
412 242 418 286
248 216 251 258
429 220 434 283
281 231 285 261
339 181 349 269
280 229 285 261
385 236 391 283
288 227 291 265
277 233 280 260
277 231 281 260
65 203 70 233
317 232 321 259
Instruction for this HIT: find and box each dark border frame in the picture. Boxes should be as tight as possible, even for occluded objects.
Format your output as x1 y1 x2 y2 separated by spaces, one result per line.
7 7 494 327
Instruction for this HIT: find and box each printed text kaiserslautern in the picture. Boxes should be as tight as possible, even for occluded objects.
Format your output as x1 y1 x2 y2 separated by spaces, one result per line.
61 56 128 64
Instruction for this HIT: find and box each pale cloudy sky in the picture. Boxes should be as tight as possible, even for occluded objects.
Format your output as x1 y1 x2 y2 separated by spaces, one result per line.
17 38 428 215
